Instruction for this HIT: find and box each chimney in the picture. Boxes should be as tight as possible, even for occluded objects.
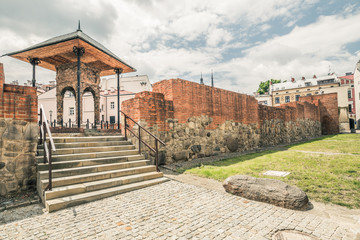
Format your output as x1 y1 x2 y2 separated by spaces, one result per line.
313 75 317 79
291 77 295 82
301 76 305 80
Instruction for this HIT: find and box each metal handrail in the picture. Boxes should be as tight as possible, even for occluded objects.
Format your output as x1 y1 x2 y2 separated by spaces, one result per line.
39 104 56 191
120 110 165 171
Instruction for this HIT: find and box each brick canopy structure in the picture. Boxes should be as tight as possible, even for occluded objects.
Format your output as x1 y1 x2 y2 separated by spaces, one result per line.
4 26 135 127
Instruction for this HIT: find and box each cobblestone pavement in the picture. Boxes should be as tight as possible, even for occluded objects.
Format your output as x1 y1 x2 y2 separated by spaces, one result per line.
0 180 357 240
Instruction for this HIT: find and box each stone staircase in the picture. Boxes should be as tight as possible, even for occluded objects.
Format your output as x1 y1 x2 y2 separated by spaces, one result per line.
36 134 168 212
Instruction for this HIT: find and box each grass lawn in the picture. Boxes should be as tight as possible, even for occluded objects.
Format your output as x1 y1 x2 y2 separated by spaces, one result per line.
184 134 360 208
288 134 360 154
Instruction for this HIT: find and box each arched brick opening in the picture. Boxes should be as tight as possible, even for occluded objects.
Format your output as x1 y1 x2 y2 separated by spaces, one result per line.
57 86 76 126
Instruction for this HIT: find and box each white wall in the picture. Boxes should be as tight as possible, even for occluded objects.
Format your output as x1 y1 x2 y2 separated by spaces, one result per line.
354 61 360 128
100 75 152 93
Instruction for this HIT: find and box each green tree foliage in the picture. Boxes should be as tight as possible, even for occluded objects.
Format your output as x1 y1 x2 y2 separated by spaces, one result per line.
257 79 281 94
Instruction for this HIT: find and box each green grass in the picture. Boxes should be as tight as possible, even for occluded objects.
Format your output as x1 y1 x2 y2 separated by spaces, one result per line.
288 134 360 154
184 134 360 208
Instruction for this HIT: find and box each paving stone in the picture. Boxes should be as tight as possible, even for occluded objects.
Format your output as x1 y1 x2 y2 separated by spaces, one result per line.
0 180 357 240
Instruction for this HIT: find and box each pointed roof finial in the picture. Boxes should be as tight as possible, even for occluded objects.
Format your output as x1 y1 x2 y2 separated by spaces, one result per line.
211 69 214 87
77 20 82 32
200 72 204 85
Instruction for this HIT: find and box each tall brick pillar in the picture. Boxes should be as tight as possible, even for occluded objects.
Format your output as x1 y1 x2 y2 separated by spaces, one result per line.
56 62 100 127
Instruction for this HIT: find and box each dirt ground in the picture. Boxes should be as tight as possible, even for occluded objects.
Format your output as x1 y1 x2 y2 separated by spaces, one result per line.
161 168 360 234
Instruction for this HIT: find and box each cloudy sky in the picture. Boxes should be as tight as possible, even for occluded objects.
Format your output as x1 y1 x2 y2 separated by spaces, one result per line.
1 0 360 94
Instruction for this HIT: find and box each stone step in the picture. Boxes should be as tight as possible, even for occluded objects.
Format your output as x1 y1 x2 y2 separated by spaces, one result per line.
51 136 125 143
37 145 135 156
46 177 169 212
45 171 164 201
39 160 150 179
37 154 145 171
38 140 131 149
40 165 157 189
36 149 140 162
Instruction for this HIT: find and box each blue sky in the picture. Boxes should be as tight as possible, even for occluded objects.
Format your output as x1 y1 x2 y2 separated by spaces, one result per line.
0 0 360 94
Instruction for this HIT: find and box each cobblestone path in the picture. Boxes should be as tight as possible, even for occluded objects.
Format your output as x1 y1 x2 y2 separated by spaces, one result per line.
0 180 357 240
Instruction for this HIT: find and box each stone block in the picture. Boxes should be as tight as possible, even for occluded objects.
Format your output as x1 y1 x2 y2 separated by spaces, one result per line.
5 162 15 173
225 136 239 152
223 175 309 210
24 123 38 141
0 182 7 196
190 145 201 153
2 125 22 140
173 151 188 161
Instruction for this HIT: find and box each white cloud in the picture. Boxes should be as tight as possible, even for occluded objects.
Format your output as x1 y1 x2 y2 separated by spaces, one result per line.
0 0 359 97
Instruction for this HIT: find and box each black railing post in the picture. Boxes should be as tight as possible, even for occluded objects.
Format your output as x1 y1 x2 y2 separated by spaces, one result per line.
43 122 47 164
54 120 56 127
155 139 159 172
138 127 141 154
39 108 43 145
124 116 128 141
48 141 52 191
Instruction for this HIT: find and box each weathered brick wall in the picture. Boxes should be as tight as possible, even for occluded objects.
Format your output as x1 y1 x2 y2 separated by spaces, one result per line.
0 63 38 122
0 63 38 196
299 94 339 134
122 91 174 131
122 78 338 164
152 79 259 129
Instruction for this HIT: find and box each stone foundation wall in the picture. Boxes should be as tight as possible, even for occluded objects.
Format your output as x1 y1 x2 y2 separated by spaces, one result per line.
128 116 320 164
0 63 38 196
0 119 38 196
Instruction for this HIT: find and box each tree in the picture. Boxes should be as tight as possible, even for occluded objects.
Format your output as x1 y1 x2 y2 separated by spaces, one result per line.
256 79 281 94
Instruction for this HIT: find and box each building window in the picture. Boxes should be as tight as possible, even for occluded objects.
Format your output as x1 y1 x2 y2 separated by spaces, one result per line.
101 104 104 111
306 93 312 96
69 107 74 115
102 115 104 121
275 97 280 104
285 96 290 103
295 95 300 101
349 104 352 113
110 102 115 109
110 116 115 123
263 100 267 105
348 90 352 99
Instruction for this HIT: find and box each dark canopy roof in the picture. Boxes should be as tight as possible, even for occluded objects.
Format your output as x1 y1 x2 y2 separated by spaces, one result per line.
3 29 136 76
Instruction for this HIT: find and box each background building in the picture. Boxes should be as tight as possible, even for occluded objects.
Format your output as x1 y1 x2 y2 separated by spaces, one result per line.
254 93 272 106
270 74 350 132
354 61 360 129
38 75 152 127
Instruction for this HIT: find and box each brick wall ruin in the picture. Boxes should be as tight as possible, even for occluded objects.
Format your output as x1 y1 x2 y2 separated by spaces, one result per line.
122 78 339 164
0 63 38 196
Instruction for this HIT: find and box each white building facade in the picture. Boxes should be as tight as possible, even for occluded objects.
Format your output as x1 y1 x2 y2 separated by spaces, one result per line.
354 61 360 128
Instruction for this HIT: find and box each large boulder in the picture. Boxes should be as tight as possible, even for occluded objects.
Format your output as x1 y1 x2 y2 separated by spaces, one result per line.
223 175 309 210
